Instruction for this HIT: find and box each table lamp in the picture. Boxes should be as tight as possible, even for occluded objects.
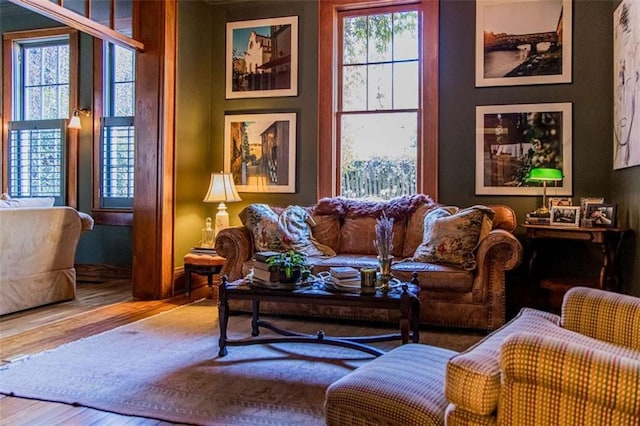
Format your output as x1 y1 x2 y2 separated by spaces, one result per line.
202 172 242 244
528 167 563 215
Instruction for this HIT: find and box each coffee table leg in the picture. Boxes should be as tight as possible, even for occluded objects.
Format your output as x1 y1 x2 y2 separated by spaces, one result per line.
218 276 229 357
399 288 410 344
411 296 420 343
252 300 260 337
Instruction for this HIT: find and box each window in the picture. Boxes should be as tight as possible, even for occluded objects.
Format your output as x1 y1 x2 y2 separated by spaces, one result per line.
92 40 135 224
318 0 438 200
2 28 78 206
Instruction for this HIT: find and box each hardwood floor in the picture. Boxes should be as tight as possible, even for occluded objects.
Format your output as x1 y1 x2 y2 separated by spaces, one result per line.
0 265 212 425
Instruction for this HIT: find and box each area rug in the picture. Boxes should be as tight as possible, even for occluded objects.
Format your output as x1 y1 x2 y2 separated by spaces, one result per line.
0 299 482 425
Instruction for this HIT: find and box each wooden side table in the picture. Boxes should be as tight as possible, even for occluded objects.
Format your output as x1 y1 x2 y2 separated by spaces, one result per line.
522 224 629 293
182 252 226 297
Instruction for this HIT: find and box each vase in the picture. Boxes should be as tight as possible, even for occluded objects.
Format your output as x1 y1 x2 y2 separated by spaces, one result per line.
377 255 394 293
278 268 301 283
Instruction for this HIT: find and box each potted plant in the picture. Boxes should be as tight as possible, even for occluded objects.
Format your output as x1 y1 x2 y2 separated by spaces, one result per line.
267 250 309 283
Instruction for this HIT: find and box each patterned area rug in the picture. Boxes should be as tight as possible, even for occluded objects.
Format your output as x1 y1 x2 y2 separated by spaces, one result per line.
0 300 482 425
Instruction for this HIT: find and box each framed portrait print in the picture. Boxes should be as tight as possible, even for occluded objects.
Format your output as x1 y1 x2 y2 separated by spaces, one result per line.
224 113 297 193
586 204 617 228
476 0 572 87
226 16 298 99
550 206 580 227
613 0 640 169
476 102 572 196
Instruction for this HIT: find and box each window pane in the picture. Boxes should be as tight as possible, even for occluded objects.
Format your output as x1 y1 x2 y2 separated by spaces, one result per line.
25 87 42 120
368 63 392 110
340 112 417 199
368 14 392 63
393 11 418 61
114 82 135 116
25 48 42 86
114 46 134 81
343 16 367 64
342 65 366 111
43 47 58 84
393 62 418 109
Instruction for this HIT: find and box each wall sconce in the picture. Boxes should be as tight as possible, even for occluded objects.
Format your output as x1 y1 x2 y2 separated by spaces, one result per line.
528 167 563 215
202 172 242 245
68 108 91 129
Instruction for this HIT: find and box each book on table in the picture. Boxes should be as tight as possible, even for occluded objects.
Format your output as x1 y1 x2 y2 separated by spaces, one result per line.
252 266 279 283
254 251 282 263
329 266 359 279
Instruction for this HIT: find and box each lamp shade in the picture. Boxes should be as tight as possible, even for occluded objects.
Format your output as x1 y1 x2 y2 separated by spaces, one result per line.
68 112 82 129
528 167 563 182
203 172 242 203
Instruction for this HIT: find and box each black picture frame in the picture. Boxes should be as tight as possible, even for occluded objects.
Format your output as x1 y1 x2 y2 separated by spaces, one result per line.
586 203 618 228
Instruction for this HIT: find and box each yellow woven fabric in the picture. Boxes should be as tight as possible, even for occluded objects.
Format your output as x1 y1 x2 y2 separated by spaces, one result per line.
325 344 457 426
561 287 640 349
498 333 640 425
445 308 560 416
445 403 497 426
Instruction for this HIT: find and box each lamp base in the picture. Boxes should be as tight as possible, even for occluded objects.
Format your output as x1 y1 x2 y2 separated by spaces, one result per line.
534 206 550 216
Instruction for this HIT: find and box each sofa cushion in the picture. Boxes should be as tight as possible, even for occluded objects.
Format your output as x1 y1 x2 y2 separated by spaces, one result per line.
413 205 494 270
239 204 335 256
307 211 341 253
403 203 439 258
0 196 55 208
391 261 473 293
338 216 406 256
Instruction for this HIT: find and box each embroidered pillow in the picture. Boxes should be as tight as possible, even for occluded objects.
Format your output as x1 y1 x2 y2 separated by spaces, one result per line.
413 205 495 270
240 204 335 256
0 195 55 208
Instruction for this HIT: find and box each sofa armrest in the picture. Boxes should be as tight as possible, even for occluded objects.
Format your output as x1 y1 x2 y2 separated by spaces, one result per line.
499 333 640 424
476 229 523 273
214 226 254 282
561 287 640 350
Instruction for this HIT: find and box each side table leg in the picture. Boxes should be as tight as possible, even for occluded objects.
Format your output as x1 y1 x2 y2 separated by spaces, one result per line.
185 265 192 297
218 276 229 357
252 300 260 337
410 296 420 343
399 286 410 345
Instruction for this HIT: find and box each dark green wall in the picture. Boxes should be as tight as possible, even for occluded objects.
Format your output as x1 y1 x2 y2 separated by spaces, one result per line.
0 0 133 267
175 0 638 295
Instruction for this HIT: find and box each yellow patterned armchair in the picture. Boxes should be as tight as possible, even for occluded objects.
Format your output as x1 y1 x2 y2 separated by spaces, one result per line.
445 286 640 425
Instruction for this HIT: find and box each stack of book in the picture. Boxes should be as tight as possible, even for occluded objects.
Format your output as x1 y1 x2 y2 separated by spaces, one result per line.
327 266 360 291
525 212 550 225
252 251 281 282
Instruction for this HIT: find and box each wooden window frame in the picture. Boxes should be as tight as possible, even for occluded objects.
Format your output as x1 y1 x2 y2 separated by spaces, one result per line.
2 27 79 208
318 0 438 200
91 38 133 226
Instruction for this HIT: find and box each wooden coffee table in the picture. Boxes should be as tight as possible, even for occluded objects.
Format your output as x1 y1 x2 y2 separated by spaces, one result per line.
217 275 420 357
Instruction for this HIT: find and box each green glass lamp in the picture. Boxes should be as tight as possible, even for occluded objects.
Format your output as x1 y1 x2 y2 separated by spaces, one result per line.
528 167 563 215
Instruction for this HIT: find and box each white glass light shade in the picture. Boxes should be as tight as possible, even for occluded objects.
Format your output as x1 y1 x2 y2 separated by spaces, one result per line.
68 113 82 129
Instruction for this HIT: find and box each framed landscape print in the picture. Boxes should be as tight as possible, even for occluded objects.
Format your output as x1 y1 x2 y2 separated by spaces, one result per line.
476 0 572 87
224 113 297 193
475 102 572 196
226 16 298 99
613 0 640 169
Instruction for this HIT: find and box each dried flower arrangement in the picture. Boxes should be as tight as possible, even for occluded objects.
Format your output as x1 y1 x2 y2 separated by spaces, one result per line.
374 212 394 259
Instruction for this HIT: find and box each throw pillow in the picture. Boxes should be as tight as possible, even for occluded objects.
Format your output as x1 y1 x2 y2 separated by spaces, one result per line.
240 204 335 256
0 196 55 208
413 205 495 270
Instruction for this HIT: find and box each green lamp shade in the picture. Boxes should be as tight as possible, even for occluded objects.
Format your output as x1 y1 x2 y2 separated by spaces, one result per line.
528 167 563 182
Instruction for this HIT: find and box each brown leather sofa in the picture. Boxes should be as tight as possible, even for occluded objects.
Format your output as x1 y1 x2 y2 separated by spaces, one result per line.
215 196 523 330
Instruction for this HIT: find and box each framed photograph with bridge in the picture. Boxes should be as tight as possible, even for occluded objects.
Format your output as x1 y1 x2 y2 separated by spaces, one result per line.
475 102 572 196
226 16 298 99
223 112 297 193
475 0 572 87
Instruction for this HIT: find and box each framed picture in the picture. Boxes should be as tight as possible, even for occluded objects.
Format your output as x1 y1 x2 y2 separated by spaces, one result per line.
550 206 580 227
613 0 640 169
548 197 571 210
224 113 297 193
476 0 572 87
226 16 298 99
586 204 617 228
580 197 605 219
475 102 572 195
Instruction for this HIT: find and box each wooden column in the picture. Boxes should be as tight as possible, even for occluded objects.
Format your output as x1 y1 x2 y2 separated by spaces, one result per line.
132 0 177 299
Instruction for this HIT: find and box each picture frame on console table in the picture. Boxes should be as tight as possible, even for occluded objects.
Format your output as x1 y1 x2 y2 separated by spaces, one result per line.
475 102 572 196
586 204 617 228
224 112 297 193
475 0 572 87
226 16 298 99
550 206 580 227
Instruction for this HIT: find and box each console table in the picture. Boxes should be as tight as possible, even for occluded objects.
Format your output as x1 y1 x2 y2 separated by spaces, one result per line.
522 224 629 293
217 275 420 357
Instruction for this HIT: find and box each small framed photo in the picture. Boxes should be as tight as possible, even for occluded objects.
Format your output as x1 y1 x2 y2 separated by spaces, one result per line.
580 197 605 219
548 197 572 210
586 204 617 228
550 206 580 227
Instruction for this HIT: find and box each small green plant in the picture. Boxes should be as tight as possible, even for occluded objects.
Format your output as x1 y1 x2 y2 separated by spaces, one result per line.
267 250 309 279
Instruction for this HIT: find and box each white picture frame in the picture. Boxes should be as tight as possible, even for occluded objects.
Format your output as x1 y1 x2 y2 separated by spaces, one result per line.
224 113 297 193
476 0 572 87
550 206 580 227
